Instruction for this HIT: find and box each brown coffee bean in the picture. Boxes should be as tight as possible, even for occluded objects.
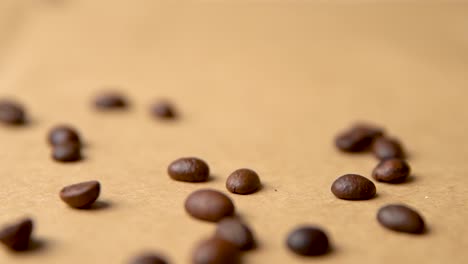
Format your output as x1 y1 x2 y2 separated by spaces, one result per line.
372 158 410 183
151 101 176 119
52 143 81 162
185 189 235 222
0 218 33 251
94 92 127 109
372 137 405 160
335 123 383 152
192 238 240 264
129 252 168 264
226 168 261 195
377 204 425 234
286 226 329 256
48 125 81 147
331 174 376 200
215 217 255 250
60 181 100 208
0 100 26 125
168 157 210 182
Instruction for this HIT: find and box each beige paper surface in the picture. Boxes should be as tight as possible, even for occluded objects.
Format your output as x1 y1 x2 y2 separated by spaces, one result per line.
1 1 468 263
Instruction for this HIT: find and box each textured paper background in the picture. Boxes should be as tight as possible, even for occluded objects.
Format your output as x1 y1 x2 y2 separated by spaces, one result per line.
1 1 468 263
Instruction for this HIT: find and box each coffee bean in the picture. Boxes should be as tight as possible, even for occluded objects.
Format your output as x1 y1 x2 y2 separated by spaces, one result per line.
94 92 127 109
151 101 176 119
48 125 81 147
286 226 329 256
372 158 410 183
168 157 210 182
226 168 261 195
52 143 81 162
192 238 240 264
60 181 100 208
372 137 405 160
129 252 168 264
331 174 376 200
377 204 425 234
0 100 26 125
0 218 33 251
335 123 383 152
215 217 255 250
185 189 235 222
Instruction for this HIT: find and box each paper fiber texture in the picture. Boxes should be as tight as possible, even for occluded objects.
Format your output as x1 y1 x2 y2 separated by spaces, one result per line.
0 1 467 263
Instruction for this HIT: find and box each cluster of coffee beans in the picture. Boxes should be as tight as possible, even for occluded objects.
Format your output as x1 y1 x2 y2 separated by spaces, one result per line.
334 123 426 234
0 95 426 263
0 93 179 262
167 156 261 263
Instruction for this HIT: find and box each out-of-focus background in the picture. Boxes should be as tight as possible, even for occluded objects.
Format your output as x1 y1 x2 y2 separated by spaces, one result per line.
1 1 468 263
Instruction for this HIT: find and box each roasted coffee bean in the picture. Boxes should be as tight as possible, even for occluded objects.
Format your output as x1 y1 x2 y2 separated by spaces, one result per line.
335 123 383 152
226 168 261 195
151 101 176 119
48 125 81 147
215 217 255 250
129 252 168 264
0 218 33 251
185 189 235 222
94 92 127 109
60 181 100 208
168 157 210 182
372 158 410 183
0 100 26 125
286 226 329 256
377 204 425 234
331 174 376 200
52 143 81 162
372 137 405 160
192 238 240 264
